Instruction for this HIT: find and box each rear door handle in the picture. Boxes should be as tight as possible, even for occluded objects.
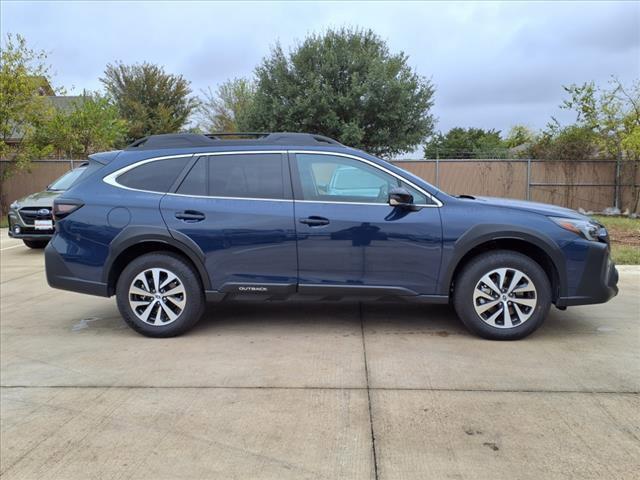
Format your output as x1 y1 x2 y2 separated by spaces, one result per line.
175 210 206 222
299 216 330 227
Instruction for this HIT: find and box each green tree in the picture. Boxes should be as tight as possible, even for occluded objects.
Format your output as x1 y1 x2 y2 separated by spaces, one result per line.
197 78 255 133
245 28 435 157
34 107 74 158
67 92 127 155
561 78 639 160
101 62 198 142
38 92 127 157
423 127 507 158
0 34 55 180
527 124 598 161
504 125 535 149
530 78 640 210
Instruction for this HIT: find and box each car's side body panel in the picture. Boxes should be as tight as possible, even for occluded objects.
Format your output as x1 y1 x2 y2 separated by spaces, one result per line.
43 138 618 313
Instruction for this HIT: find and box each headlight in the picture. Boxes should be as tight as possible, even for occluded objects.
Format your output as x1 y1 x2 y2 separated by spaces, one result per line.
10 201 18 210
549 217 605 242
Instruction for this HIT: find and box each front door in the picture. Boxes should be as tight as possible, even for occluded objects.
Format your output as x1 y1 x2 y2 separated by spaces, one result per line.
160 152 297 294
291 152 442 295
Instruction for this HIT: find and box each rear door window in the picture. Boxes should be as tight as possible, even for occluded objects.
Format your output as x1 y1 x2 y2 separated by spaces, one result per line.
207 153 286 199
176 157 207 196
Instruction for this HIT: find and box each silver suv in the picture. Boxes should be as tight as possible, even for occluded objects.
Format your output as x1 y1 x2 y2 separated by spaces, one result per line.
7 165 86 248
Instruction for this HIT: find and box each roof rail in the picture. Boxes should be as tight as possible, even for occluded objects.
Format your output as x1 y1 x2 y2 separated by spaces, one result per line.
264 132 343 146
126 134 217 150
125 132 343 150
205 132 269 139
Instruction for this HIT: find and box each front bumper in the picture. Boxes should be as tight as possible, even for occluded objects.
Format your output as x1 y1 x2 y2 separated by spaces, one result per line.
556 243 619 307
7 213 54 240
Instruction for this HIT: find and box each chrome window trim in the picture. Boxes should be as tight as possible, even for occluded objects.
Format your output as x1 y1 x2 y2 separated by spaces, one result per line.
103 153 194 194
290 150 443 207
102 149 443 207
166 193 293 202
102 150 288 197
295 200 408 207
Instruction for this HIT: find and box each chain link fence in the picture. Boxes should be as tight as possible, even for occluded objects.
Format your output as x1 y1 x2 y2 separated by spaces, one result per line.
393 158 640 214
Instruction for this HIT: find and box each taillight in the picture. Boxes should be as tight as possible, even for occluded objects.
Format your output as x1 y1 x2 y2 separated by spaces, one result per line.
53 200 84 221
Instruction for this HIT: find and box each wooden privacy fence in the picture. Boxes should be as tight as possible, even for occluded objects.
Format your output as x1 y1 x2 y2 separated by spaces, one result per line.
0 160 81 214
393 159 640 214
1 158 639 215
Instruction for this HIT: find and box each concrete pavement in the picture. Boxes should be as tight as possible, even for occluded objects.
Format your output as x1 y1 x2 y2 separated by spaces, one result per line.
1 231 639 479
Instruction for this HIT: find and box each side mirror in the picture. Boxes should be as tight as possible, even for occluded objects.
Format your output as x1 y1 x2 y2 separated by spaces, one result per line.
388 187 414 208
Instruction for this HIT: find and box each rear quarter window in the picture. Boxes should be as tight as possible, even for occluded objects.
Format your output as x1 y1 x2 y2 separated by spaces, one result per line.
117 157 191 192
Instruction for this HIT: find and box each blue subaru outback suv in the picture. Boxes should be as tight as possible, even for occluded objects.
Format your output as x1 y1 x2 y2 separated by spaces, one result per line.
44 132 618 340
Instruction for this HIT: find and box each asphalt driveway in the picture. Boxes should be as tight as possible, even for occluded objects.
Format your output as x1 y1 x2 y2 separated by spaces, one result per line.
1 232 639 479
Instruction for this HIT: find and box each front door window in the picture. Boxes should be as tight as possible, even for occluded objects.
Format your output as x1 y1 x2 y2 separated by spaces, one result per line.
294 153 428 204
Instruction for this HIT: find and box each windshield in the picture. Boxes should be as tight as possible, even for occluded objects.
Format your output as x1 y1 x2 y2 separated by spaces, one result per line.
48 166 86 191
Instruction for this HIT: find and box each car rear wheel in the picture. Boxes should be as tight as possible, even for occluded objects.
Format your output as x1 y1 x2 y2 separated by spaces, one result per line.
453 250 551 340
23 239 49 249
116 252 205 337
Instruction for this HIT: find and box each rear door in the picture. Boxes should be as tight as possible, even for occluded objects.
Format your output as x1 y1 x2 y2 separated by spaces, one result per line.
160 151 298 295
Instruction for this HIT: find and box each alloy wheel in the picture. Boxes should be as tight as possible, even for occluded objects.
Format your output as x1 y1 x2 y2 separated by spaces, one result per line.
473 267 537 329
128 268 186 326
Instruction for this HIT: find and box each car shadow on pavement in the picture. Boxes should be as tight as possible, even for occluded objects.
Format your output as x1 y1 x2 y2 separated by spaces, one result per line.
190 301 470 336
191 301 615 340
60 297 603 340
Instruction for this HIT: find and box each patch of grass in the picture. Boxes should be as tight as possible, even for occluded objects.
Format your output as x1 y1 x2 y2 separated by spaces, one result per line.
592 215 640 231
592 215 640 265
610 245 640 265
0 217 7 228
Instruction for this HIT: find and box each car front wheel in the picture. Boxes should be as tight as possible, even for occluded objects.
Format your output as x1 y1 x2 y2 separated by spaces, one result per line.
453 250 551 340
116 252 205 337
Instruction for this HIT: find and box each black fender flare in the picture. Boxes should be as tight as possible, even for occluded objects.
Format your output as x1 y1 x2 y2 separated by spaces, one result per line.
440 224 567 297
102 225 211 290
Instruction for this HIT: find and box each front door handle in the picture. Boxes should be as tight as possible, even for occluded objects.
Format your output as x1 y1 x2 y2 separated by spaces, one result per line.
175 210 205 222
299 216 330 227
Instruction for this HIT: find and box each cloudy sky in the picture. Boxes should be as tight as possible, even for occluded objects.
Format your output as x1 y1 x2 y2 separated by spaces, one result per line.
2 0 639 136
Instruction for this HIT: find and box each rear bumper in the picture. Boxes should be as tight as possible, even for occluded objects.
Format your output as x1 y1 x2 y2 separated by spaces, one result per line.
556 243 619 307
45 242 110 297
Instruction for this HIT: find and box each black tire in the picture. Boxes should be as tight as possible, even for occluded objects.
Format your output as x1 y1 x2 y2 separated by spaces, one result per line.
23 239 48 249
453 250 551 340
116 252 205 337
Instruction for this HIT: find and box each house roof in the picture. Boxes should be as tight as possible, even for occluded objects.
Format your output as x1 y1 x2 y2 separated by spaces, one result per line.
5 95 84 143
47 96 83 112
32 76 55 96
